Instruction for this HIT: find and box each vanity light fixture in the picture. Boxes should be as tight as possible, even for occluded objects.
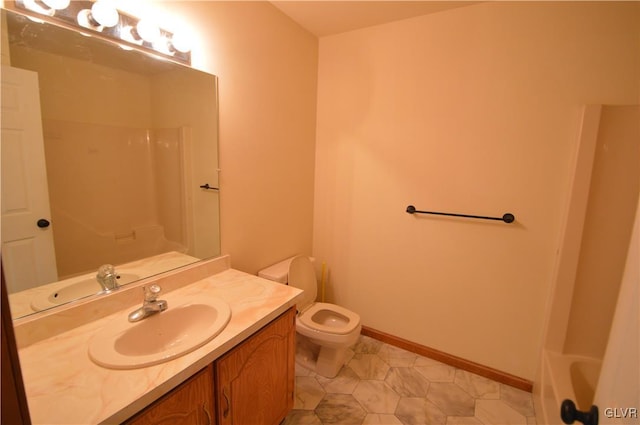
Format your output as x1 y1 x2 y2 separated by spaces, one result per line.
11 0 192 65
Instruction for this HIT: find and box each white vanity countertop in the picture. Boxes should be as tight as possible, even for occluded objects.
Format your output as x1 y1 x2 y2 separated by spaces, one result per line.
16 263 303 424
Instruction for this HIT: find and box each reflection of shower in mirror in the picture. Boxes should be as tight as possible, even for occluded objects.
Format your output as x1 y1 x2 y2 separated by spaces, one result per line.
42 122 192 279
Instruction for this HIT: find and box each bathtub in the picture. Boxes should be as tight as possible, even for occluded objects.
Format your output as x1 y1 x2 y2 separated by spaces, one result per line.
52 213 189 280
538 350 602 424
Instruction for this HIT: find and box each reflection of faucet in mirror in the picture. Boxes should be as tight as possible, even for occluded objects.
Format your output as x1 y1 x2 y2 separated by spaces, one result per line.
96 264 119 292
128 285 168 322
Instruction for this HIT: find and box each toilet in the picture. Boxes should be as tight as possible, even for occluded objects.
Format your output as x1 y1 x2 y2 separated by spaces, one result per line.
258 256 361 378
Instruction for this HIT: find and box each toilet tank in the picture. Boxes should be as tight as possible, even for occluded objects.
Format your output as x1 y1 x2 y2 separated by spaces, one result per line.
258 256 314 284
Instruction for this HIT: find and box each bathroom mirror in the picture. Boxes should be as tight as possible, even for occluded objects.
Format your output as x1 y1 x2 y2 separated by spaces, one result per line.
1 8 221 319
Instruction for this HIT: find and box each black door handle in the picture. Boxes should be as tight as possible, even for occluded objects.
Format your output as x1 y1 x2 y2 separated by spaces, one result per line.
561 399 598 425
37 219 51 228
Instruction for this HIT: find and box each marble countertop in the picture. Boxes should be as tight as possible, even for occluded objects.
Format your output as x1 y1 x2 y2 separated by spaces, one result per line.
16 257 303 424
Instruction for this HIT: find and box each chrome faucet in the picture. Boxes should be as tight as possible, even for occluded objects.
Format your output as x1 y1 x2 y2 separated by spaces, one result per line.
96 264 119 292
128 284 168 322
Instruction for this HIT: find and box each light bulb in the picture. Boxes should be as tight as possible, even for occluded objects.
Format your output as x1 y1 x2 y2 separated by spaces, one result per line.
77 9 95 29
171 32 192 53
119 26 143 45
91 1 119 28
153 36 173 56
136 19 161 43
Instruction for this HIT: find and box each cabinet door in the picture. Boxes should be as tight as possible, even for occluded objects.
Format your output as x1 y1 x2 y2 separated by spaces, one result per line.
216 307 296 425
126 365 214 425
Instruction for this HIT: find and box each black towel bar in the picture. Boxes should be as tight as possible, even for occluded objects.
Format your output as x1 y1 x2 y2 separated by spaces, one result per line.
406 205 515 224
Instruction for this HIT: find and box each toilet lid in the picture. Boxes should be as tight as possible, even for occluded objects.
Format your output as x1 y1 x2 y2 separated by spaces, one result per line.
288 256 317 310
299 302 361 335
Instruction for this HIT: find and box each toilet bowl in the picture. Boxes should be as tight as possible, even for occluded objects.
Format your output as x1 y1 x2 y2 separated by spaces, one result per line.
259 256 361 378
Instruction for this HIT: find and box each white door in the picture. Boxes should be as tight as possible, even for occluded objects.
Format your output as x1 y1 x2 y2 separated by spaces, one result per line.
594 195 640 424
1 65 58 293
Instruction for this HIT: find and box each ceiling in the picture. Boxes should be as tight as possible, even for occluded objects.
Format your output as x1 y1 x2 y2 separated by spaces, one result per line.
270 1 479 37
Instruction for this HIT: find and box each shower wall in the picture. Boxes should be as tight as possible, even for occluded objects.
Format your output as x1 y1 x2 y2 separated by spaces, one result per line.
153 127 187 251
535 105 640 424
149 68 221 260
43 120 186 278
563 106 640 359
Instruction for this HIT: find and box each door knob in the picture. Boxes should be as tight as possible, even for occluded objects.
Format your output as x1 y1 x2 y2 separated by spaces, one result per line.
36 219 51 228
561 399 598 425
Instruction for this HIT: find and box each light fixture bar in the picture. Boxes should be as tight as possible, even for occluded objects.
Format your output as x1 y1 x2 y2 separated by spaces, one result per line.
10 0 191 65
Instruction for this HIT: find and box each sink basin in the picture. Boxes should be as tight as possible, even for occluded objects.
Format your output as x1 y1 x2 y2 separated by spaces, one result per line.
88 294 231 369
30 273 140 311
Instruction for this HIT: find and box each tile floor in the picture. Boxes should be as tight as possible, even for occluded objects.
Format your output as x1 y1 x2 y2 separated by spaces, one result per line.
283 335 537 425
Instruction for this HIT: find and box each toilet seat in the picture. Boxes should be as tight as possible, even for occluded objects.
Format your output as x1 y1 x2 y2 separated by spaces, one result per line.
299 302 361 335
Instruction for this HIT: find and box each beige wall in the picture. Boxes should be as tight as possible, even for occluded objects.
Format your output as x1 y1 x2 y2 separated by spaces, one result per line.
313 2 639 380
139 1 319 274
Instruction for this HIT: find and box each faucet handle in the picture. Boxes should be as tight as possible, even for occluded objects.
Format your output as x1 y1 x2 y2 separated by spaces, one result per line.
143 284 162 302
96 264 119 291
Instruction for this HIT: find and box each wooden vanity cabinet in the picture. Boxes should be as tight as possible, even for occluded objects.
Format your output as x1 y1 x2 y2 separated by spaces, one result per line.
125 364 215 425
125 307 296 425
215 307 296 425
